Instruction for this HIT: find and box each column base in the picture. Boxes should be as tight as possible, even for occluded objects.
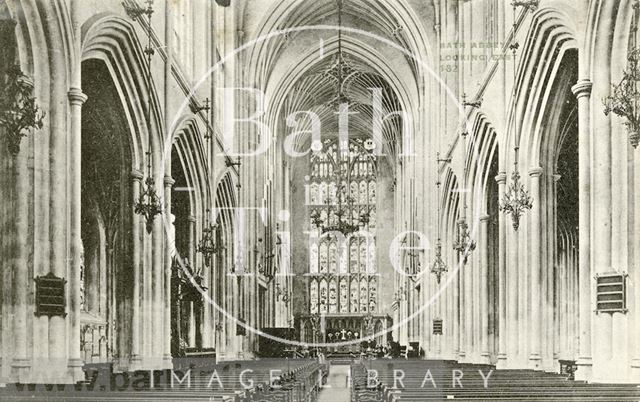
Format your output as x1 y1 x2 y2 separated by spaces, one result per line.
575 357 593 382
133 357 167 371
528 353 542 370
129 355 143 371
162 355 173 370
496 353 507 369
11 358 31 383
480 352 491 364
630 360 640 382
67 358 85 383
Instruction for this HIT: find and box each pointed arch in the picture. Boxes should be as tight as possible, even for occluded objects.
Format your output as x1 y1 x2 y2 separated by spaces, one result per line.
81 14 166 170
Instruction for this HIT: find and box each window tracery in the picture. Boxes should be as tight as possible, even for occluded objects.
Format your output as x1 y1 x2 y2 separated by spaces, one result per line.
307 139 378 314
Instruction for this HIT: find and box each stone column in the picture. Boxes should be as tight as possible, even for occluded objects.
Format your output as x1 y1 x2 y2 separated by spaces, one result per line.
67 88 87 380
633 139 640 379
142 201 152 359
507 196 519 365
464 219 473 361
66 0 87 382
163 0 174 369
188 303 196 346
559 239 568 355
495 172 507 367
130 170 144 367
163 176 175 366
450 242 458 359
188 215 196 267
528 167 543 368
11 141 30 381
549 173 561 368
571 79 593 380
458 255 465 360
202 257 212 349
479 214 490 363
152 208 164 364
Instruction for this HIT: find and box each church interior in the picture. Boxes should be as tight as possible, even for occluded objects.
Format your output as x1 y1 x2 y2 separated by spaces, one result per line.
1 0 640 400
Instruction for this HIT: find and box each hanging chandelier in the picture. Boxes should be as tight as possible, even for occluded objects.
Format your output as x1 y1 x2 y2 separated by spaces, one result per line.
431 239 447 284
135 152 163 233
603 51 640 147
511 0 539 11
453 218 476 264
603 3 640 148
499 147 532 231
127 0 163 233
310 0 371 236
452 131 475 263
310 164 371 236
0 65 44 155
197 209 224 267
499 18 533 230
431 173 448 283
324 0 360 109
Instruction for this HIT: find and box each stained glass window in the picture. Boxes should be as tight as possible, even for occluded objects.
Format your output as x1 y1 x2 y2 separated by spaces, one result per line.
310 242 319 273
359 241 367 272
369 278 378 312
319 279 328 314
329 279 338 313
350 279 359 313
319 242 328 273
339 278 349 313
310 279 318 313
329 243 337 273
360 277 369 312
310 182 318 205
349 239 358 273
308 138 378 315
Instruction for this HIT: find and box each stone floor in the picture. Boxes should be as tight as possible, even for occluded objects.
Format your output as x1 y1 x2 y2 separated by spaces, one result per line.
318 363 351 402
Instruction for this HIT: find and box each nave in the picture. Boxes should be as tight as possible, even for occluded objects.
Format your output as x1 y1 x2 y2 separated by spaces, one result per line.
2 0 640 396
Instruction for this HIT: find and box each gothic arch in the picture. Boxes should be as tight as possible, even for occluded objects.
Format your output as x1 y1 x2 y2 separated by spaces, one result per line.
466 113 498 217
81 14 165 171
245 0 434 90
264 35 420 171
493 6 580 371
172 116 210 223
503 6 578 169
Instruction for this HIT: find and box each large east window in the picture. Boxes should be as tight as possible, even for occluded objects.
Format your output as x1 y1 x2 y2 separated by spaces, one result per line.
307 139 378 315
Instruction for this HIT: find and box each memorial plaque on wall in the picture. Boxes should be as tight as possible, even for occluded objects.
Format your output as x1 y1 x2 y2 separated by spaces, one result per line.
596 273 627 313
433 318 443 335
34 272 67 317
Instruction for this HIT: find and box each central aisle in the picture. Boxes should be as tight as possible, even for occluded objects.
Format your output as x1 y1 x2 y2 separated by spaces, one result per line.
318 364 351 402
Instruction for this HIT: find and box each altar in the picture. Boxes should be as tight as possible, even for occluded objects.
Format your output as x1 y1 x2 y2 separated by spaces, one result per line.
297 313 391 350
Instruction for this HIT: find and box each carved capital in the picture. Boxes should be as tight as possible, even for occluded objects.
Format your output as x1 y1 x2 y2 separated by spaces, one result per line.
131 169 144 181
571 79 592 99
164 175 175 187
528 166 543 177
495 172 507 184
67 88 87 106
